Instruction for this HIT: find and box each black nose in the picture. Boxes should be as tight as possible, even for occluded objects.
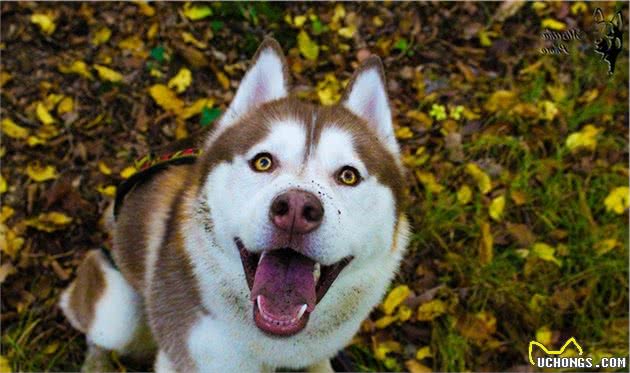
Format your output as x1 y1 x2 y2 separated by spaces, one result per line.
269 190 324 234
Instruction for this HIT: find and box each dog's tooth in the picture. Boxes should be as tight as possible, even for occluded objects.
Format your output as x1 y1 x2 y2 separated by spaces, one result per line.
256 295 263 312
297 304 307 320
258 251 266 265
313 263 321 284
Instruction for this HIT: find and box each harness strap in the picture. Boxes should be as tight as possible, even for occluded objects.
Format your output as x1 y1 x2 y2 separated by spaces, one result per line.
113 148 202 218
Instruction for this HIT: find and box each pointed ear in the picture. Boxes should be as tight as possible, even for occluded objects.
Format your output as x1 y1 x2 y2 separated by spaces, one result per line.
218 38 290 128
594 8 604 23
342 56 399 154
612 11 623 30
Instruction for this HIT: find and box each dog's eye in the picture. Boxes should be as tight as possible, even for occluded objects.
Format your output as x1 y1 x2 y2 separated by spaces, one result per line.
337 166 360 186
251 153 274 172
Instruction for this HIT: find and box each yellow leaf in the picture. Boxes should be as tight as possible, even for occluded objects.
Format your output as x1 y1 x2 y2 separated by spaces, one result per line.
36 102 56 125
373 16 384 27
182 32 207 49
168 68 193 94
417 299 447 321
532 242 562 266
338 25 356 38
91 27 111 46
604 186 629 215
484 90 517 113
27 136 46 147
374 314 398 329
457 185 472 205
0 226 24 259
30 13 56 35
535 326 553 345
94 65 123 83
58 60 93 79
183 3 212 21
98 161 112 175
595 239 618 256
215 71 230 90
479 222 493 265
415 346 433 361
0 72 12 87
57 97 74 115
120 166 137 179
566 125 600 152
465 163 492 194
294 15 307 27
405 359 432 373
25 212 73 232
0 175 6 194
406 110 433 128
118 36 144 52
45 93 64 110
382 285 411 315
415 171 444 193
26 162 58 182
97 185 117 198
135 1 155 16
489 195 506 221
397 305 413 322
579 89 599 103
331 4 346 26
542 18 566 31
0 355 10 373
571 2 587 15
373 340 401 361
546 85 566 102
395 127 413 140
478 29 497 47
147 22 159 39
297 30 319 61
148 84 184 115
0 207 15 224
175 120 188 140
1 118 29 139
316 73 341 105
538 100 558 120
182 98 215 120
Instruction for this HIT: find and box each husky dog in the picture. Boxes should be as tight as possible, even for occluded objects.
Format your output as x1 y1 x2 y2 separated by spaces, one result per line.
59 38 410 372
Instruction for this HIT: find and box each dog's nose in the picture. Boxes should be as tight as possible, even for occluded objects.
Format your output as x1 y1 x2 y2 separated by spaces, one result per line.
269 190 324 234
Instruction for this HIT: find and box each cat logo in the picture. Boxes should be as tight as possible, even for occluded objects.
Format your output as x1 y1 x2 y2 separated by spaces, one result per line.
528 337 583 366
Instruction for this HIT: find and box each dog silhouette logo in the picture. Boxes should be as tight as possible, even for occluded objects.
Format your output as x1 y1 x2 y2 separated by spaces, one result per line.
528 336 584 365
593 8 623 74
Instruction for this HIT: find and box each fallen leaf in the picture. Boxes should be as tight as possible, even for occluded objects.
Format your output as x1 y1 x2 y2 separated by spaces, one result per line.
98 161 112 175
566 124 600 152
182 32 207 49
183 3 213 21
0 225 24 258
395 127 414 140
26 162 58 182
215 71 230 90
168 68 192 93
382 285 411 315
457 185 472 204
136 1 155 16
182 98 215 120
506 223 536 246
416 346 433 361
484 90 517 113
57 97 74 115
542 18 566 31
489 195 506 221
25 212 73 232
30 13 56 35
405 359 432 373
1 118 29 139
91 27 111 46
538 100 558 120
531 242 562 266
594 239 618 256
316 73 341 105
535 325 552 345
58 60 94 79
373 340 401 361
0 207 14 224
417 299 447 321
297 30 319 61
374 315 398 329
97 185 116 198
94 65 124 83
479 222 493 265
120 166 137 179
604 186 629 214
148 84 184 114
416 171 444 193
465 163 492 194
36 102 56 125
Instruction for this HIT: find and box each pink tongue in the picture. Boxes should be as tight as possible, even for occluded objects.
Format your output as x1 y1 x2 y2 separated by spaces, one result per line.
251 249 316 317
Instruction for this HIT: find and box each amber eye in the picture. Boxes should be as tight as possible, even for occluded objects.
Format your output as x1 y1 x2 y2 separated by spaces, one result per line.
337 166 360 186
251 153 273 172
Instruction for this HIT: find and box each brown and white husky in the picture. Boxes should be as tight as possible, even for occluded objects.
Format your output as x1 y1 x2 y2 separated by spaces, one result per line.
59 38 410 372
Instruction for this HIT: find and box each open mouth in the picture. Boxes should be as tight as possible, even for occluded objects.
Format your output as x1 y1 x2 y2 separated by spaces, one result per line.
235 238 352 336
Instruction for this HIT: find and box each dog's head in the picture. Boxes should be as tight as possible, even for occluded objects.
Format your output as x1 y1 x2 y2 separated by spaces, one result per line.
194 38 407 336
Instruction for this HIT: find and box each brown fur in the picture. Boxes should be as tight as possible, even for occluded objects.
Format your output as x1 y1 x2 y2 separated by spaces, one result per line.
68 250 106 332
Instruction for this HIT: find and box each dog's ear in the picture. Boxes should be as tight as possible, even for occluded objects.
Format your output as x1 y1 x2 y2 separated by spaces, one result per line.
218 37 289 128
612 11 623 31
594 8 605 23
342 56 399 154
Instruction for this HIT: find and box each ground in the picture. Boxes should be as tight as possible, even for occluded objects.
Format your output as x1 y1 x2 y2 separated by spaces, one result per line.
1 2 628 372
